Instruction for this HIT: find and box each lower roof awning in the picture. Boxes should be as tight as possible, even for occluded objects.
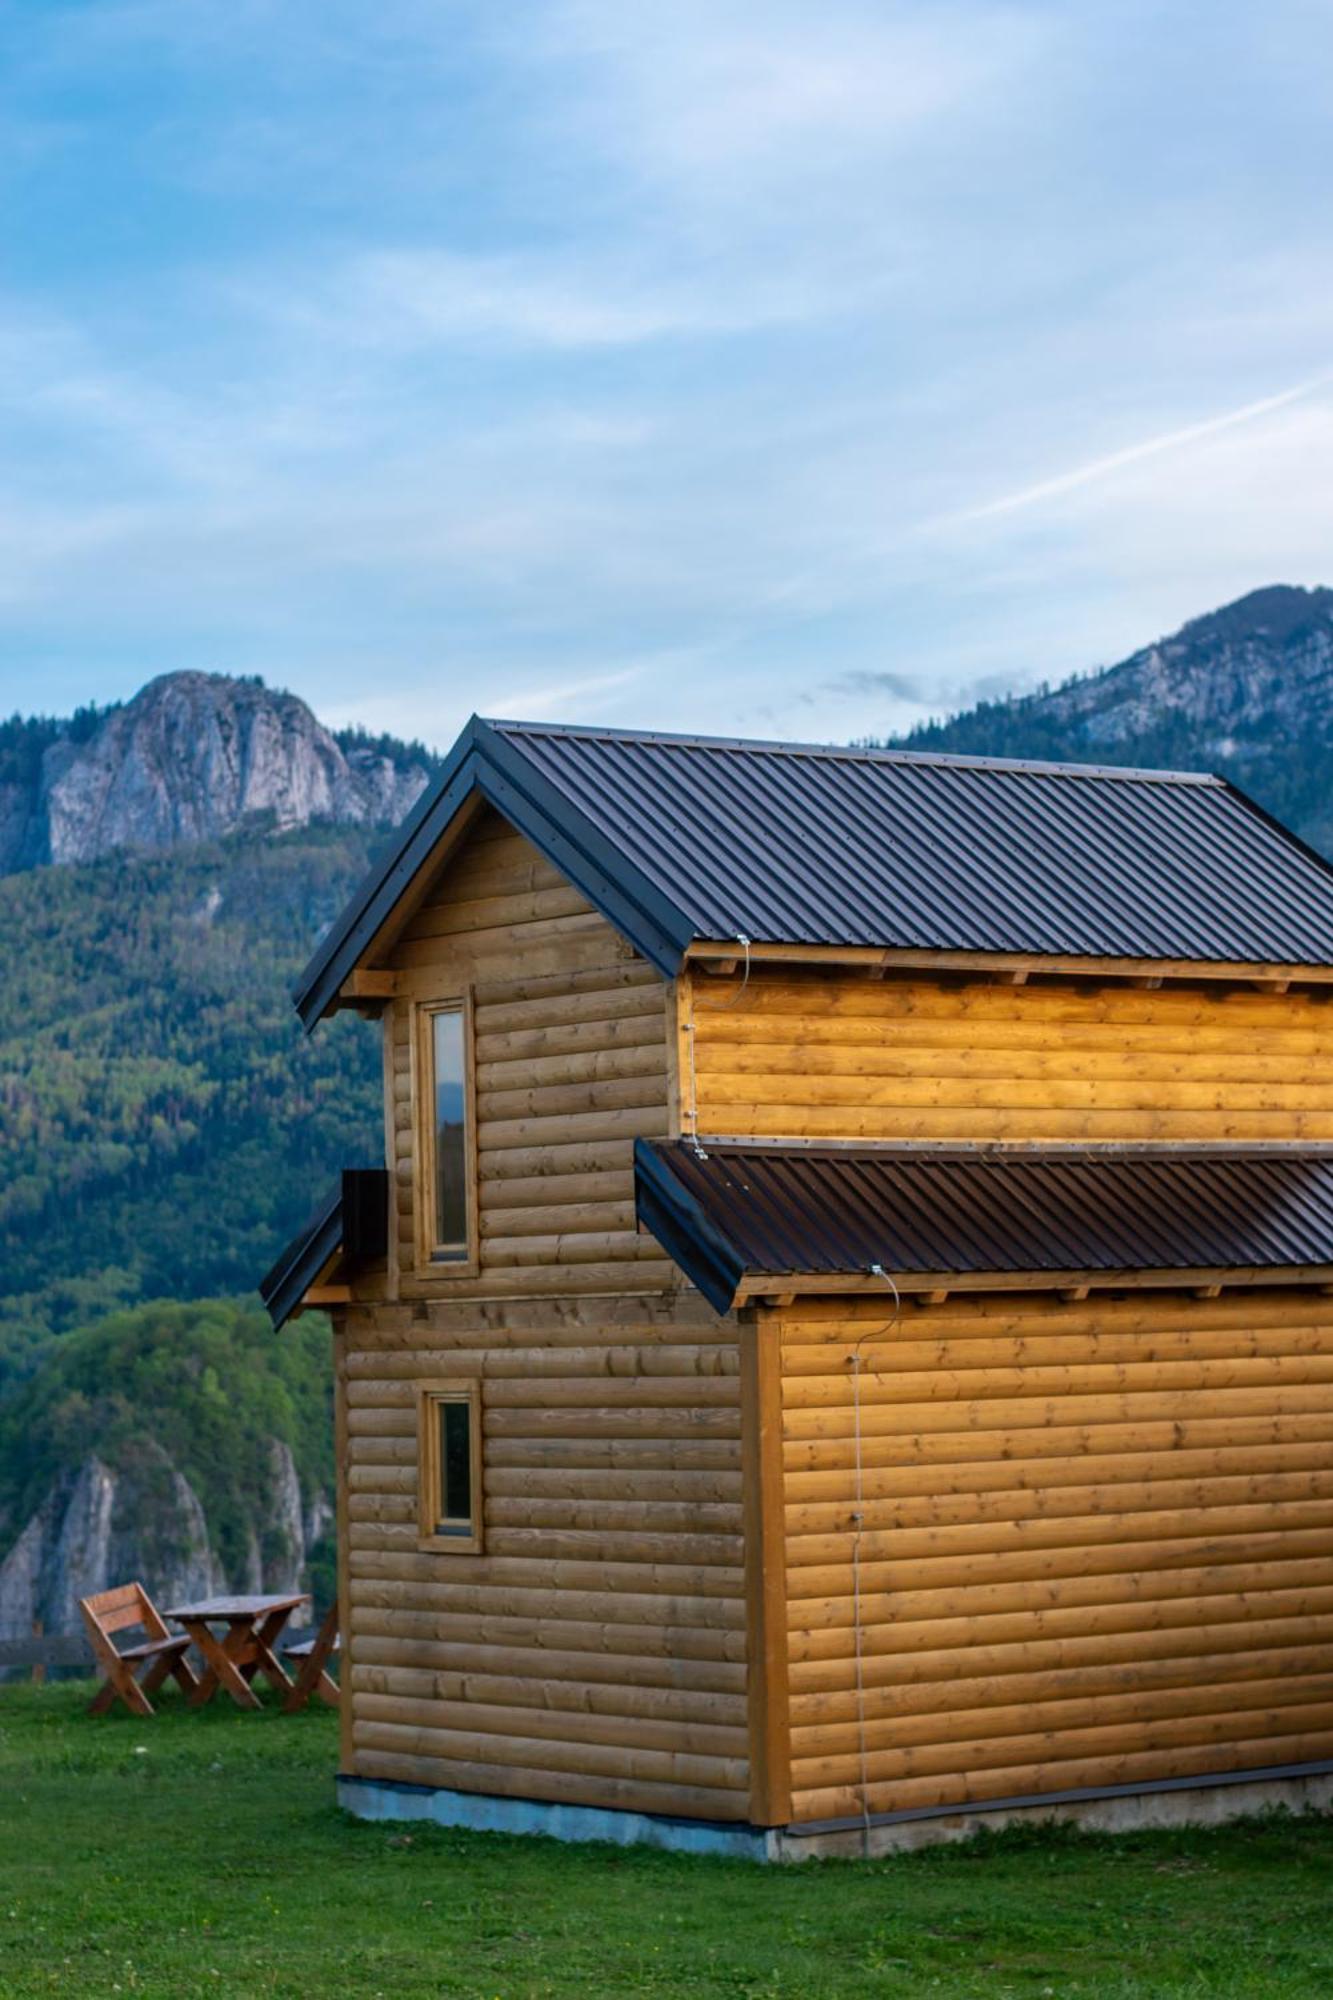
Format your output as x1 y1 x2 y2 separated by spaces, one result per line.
634 1139 1333 1315
260 1168 389 1329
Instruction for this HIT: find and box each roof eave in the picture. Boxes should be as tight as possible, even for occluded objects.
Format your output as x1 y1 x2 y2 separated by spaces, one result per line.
731 1264 1333 1302
293 716 698 1031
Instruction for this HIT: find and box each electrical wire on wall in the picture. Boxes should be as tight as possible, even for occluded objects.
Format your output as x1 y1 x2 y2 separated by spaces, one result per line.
683 934 751 1159
849 1261 902 1856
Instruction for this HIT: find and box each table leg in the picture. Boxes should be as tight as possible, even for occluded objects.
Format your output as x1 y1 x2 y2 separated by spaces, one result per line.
187 1622 263 1710
249 1608 298 1696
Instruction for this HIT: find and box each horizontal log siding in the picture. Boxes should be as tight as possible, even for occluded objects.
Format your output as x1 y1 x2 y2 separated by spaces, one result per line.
778 1288 1333 1824
689 969 1333 1143
387 808 676 1296
342 1294 751 1818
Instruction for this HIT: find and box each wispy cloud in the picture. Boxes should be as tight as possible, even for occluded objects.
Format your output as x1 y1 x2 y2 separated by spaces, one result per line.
277 246 819 354
3 0 1333 748
527 1 1049 195
930 372 1333 529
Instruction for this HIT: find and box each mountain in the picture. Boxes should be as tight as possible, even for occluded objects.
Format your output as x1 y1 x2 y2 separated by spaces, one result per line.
0 670 442 1636
887 585 1333 854
0 670 438 871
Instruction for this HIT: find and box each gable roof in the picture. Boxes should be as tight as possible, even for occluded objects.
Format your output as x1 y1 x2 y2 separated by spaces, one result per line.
635 1139 1333 1314
295 717 1333 1025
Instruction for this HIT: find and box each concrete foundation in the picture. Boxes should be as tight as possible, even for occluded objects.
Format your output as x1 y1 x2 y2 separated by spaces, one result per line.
337 1761 1333 1862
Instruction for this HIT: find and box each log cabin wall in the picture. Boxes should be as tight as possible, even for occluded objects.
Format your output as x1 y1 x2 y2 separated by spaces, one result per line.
339 1292 750 1817
772 1286 1333 1824
340 808 756 1816
381 805 677 1300
684 966 1333 1144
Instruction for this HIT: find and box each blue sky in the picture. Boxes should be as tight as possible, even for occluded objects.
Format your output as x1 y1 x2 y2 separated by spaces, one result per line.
3 1 1333 749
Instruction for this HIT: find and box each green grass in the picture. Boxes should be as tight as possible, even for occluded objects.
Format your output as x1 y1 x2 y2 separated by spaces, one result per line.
3 1684 1333 1998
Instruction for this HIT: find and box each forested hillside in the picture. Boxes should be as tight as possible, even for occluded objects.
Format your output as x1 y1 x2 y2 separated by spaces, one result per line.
0 824 386 1384
0 673 432 1630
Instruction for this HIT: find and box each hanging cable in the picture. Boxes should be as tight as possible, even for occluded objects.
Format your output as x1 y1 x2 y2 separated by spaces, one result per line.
694 934 752 1013
849 1261 901 1857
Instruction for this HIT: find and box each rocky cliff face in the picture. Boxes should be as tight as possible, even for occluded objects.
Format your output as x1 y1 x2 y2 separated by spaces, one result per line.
1032 586 1333 757
890 584 1333 854
0 671 435 873
0 1439 329 1649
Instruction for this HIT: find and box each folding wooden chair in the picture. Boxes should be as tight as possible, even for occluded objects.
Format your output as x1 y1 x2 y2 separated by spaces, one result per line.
79 1582 198 1717
282 1601 339 1712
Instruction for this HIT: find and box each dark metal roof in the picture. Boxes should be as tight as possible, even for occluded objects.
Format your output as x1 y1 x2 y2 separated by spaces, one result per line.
496 722 1333 965
294 717 1333 1025
636 1139 1333 1314
259 1168 389 1329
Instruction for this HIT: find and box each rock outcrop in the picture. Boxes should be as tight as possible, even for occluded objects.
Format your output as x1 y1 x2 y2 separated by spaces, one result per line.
0 1442 330 1650
889 584 1333 854
1030 586 1333 756
0 671 435 873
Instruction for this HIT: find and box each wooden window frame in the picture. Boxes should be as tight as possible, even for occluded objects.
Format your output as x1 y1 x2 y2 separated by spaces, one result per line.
412 991 480 1278
416 1380 484 1555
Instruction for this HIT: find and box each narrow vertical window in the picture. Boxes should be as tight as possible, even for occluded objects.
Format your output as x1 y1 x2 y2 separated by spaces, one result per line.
432 1007 468 1258
417 1382 483 1553
418 998 475 1271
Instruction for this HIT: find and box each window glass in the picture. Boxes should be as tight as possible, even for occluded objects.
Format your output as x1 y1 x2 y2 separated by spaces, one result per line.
437 1397 473 1532
432 1008 468 1258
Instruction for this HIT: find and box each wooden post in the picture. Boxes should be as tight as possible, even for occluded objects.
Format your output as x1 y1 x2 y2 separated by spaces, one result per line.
31 1617 45 1688
739 1305 793 1827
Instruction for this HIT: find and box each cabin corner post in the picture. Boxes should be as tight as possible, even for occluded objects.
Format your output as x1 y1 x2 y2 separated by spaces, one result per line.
379 1007 400 1298
667 969 697 1144
332 1315 354 1775
739 1304 792 1827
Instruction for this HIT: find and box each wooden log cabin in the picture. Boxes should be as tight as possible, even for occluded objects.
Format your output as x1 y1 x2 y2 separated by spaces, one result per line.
262 718 1333 1857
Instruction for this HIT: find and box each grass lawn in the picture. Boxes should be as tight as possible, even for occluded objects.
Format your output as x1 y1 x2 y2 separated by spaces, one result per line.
3 1684 1333 1998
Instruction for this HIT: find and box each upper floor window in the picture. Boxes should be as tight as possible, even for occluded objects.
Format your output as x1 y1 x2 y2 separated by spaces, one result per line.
418 998 476 1270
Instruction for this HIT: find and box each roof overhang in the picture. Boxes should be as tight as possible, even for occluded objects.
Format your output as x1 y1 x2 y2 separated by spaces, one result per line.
634 1139 1333 1316
293 717 698 1029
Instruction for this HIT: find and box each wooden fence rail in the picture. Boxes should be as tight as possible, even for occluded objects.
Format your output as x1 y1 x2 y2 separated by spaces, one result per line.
0 1628 89 1673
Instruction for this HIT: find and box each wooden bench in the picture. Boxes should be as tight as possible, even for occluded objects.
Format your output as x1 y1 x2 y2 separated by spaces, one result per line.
282 1602 339 1712
79 1582 199 1717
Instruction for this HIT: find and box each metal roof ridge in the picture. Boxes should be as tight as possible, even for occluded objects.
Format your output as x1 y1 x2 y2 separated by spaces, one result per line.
485 716 1222 787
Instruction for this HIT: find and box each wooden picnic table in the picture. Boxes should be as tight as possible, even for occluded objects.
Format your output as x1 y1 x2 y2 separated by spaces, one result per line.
164 1593 309 1710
